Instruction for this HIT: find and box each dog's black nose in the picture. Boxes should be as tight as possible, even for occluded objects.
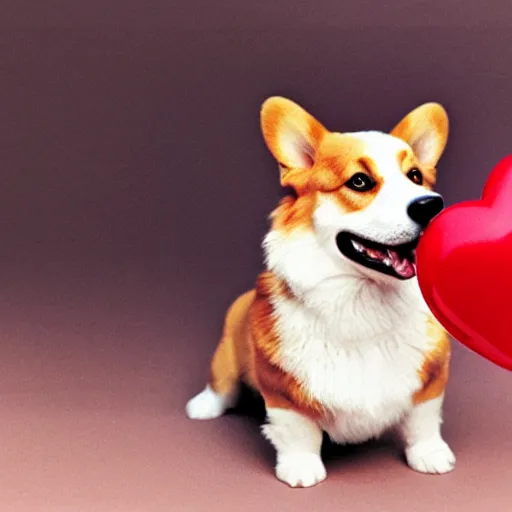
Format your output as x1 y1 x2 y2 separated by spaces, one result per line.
407 195 445 227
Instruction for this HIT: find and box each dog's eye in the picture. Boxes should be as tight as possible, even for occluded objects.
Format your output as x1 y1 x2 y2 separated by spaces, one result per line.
345 173 375 192
407 168 423 185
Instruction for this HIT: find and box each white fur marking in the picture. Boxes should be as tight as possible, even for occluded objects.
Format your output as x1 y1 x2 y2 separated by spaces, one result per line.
262 408 326 488
406 439 455 474
276 453 327 488
272 277 430 444
401 395 455 474
264 226 434 444
185 385 236 420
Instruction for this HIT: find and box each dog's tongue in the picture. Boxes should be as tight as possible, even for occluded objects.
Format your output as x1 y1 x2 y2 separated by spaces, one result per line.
388 250 415 278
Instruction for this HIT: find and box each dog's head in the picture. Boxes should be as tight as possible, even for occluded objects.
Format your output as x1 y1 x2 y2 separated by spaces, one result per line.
260 97 449 282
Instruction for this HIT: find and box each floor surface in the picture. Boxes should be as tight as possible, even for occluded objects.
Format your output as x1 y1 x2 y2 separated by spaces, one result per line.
0 269 510 512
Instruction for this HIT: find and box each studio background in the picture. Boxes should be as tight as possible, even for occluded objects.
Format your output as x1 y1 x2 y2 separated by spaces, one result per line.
1 1 511 510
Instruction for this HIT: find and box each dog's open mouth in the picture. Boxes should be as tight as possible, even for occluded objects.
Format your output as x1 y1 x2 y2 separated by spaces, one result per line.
336 232 419 280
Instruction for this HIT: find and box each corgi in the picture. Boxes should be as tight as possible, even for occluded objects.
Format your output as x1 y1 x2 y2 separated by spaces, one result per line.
185 96 455 488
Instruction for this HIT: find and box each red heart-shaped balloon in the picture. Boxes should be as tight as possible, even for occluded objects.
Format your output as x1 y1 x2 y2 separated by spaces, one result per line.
417 155 512 371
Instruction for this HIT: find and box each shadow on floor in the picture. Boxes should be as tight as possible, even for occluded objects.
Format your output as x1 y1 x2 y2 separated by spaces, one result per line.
225 384 404 471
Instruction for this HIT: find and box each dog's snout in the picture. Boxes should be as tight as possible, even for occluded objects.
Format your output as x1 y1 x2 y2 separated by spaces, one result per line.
407 195 444 228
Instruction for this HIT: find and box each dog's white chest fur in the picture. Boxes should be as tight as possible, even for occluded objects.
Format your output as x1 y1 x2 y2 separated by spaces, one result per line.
273 276 432 444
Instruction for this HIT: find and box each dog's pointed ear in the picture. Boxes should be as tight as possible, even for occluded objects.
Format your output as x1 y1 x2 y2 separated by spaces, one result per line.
391 103 449 168
260 97 328 185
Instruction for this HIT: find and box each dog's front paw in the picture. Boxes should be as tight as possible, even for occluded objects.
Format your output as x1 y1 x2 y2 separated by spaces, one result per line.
275 453 327 488
406 438 455 475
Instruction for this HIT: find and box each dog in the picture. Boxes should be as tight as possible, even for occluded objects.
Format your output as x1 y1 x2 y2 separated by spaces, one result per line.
185 96 455 488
